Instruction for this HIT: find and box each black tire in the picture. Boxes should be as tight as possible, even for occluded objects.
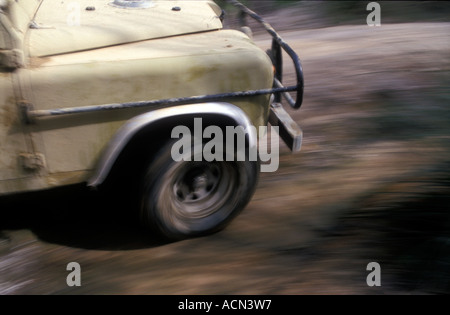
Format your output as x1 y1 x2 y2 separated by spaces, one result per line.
139 140 259 241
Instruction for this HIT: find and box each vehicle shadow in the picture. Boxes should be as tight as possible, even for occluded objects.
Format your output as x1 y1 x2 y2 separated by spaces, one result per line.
0 184 169 250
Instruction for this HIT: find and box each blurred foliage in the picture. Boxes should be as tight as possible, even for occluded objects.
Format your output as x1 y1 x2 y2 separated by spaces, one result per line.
322 1 450 25
216 1 450 28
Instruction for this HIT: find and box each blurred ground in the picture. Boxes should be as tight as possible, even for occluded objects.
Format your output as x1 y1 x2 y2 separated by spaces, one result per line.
1 4 450 295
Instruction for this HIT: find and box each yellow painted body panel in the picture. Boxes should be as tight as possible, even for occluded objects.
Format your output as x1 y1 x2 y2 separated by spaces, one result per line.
0 1 274 196
28 0 223 57
25 30 273 174
0 72 29 181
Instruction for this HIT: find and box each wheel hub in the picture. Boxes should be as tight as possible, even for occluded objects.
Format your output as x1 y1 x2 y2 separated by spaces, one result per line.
175 164 220 203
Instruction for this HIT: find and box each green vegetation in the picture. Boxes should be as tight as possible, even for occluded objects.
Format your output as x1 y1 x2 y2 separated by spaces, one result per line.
218 1 450 29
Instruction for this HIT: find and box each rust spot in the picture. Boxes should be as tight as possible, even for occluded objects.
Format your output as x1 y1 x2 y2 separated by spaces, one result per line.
1 97 17 128
28 56 51 69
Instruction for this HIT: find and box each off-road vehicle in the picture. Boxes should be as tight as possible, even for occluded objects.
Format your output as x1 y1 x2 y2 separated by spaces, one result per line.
0 0 304 240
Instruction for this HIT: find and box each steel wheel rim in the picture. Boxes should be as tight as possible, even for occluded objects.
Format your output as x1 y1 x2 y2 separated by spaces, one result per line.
156 160 240 233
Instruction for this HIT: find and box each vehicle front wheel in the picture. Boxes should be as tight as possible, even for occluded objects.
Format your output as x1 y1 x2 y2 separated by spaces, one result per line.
139 141 259 241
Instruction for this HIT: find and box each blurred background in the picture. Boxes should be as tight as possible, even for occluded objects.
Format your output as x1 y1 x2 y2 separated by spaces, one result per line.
219 1 450 27
1 1 449 294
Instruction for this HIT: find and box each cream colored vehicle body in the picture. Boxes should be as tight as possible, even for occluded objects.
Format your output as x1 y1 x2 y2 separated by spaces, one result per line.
0 0 274 196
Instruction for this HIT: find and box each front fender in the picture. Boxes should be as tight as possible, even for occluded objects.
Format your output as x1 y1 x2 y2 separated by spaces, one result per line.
88 102 258 187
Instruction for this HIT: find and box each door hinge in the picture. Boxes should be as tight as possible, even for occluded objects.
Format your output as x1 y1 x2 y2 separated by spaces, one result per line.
19 153 46 172
0 49 24 69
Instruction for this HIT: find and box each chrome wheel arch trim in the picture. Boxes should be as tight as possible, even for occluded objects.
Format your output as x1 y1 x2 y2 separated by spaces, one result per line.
88 102 257 187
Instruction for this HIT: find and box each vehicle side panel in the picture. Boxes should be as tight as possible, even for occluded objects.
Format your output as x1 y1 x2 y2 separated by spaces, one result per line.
0 72 30 182
3 30 273 195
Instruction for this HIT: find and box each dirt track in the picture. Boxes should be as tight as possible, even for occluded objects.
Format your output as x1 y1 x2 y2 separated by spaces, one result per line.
1 22 449 294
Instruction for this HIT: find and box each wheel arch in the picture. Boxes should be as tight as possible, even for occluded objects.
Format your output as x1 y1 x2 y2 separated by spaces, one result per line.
87 102 258 188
